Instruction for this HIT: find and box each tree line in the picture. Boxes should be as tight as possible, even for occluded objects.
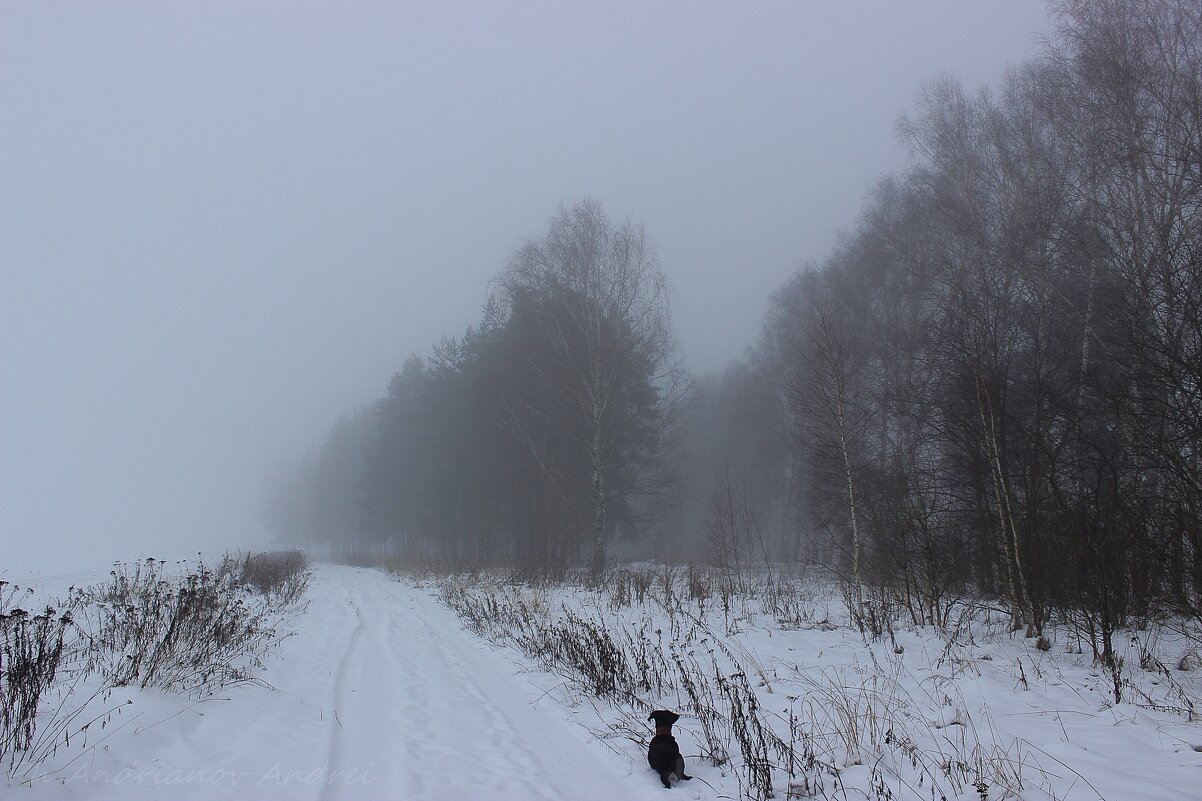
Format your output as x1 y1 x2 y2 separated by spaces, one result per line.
269 0 1201 657
267 200 687 576
685 0 1200 667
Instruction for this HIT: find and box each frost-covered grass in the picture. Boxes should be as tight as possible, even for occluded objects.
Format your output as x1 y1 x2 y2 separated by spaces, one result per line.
426 564 1202 801
0 553 310 784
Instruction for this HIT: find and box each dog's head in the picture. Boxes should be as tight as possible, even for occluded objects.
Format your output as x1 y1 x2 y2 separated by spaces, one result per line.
648 709 680 729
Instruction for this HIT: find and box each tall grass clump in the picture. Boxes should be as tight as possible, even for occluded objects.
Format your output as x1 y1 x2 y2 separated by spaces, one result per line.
431 564 1080 801
72 556 295 697
240 550 311 605
436 568 837 800
2 553 312 781
0 583 73 764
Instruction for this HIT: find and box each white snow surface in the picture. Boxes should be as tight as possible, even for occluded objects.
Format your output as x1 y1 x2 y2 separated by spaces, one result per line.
4 564 669 801
5 562 1202 800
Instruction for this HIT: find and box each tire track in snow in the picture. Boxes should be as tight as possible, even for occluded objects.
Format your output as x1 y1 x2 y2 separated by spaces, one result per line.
321 579 420 801
401 598 555 799
320 591 364 801
314 566 673 801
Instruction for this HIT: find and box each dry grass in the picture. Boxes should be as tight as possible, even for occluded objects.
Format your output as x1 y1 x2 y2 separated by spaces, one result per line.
1 552 311 780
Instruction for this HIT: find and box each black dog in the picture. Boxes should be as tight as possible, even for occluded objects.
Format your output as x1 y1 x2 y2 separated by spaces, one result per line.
647 709 691 789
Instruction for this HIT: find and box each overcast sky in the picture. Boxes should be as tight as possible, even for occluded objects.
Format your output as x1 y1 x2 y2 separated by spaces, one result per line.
1 1 1051 568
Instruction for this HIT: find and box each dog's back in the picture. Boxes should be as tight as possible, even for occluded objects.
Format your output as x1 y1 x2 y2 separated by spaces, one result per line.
647 732 680 770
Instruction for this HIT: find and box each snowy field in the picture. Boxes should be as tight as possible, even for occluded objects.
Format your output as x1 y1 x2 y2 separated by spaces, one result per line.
1 563 668 801
2 562 1200 800
432 566 1202 801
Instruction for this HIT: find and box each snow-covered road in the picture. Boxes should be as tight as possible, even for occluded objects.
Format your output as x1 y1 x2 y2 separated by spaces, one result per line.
317 566 668 801
10 564 675 801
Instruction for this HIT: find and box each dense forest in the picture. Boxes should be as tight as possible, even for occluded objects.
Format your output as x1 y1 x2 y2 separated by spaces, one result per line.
268 0 1201 657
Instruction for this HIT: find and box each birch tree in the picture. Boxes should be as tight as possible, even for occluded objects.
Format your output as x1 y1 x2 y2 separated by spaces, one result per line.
499 200 686 575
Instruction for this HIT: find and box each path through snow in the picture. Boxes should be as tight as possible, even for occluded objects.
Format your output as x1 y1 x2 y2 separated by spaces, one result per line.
8 564 679 801
318 566 669 801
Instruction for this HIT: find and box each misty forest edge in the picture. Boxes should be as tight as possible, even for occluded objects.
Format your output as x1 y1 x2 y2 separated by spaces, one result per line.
264 0 1202 662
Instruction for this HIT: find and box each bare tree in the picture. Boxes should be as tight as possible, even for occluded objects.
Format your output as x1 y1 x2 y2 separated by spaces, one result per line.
499 200 688 575
784 285 871 631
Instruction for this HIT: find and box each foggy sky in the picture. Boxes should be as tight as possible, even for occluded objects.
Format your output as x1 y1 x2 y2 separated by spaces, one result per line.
1 1 1049 568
